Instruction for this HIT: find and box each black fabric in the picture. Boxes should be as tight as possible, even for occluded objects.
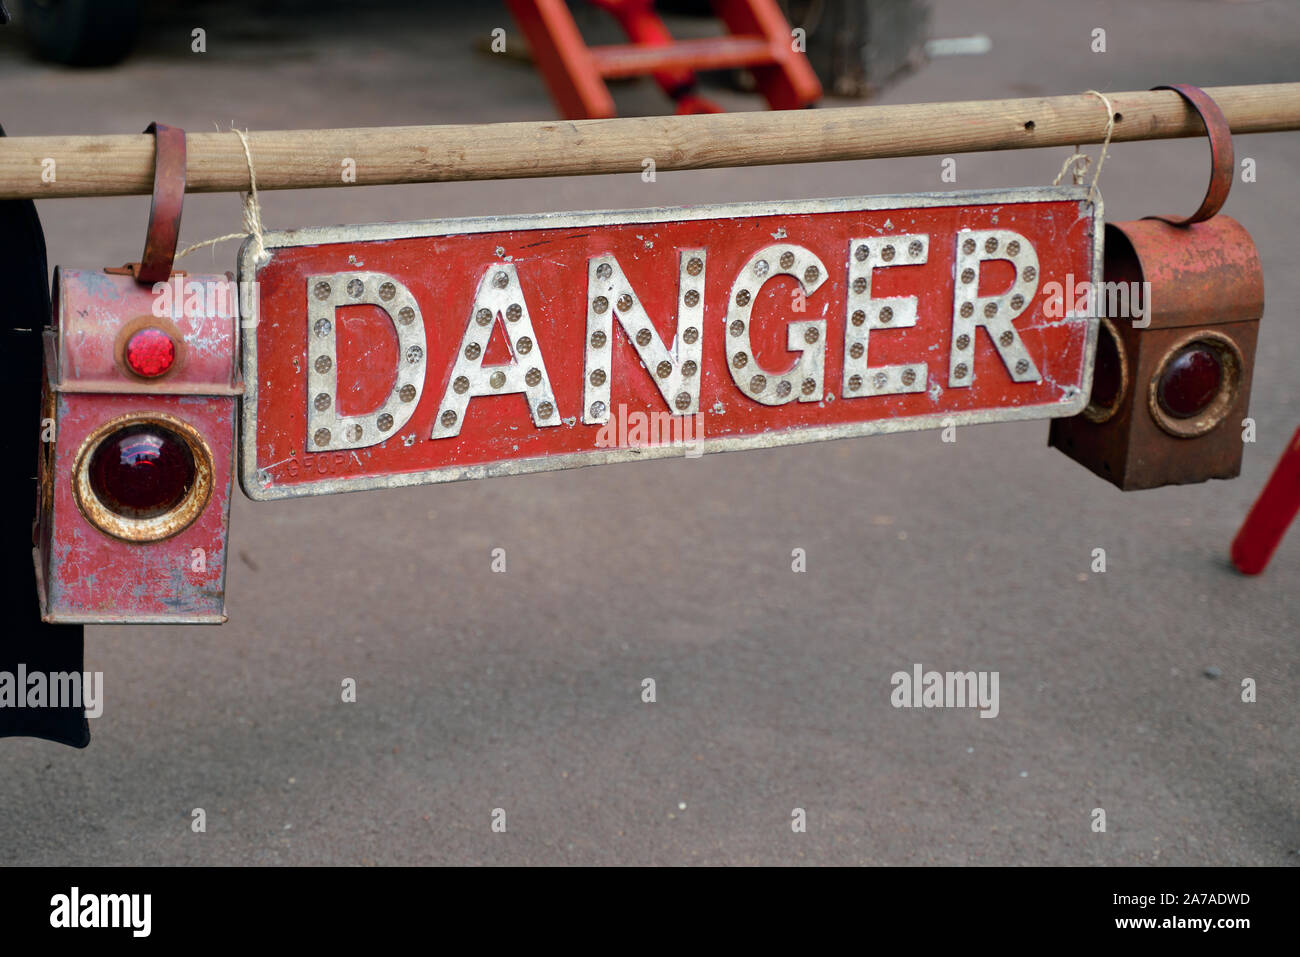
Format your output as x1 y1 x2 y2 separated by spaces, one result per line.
0 121 90 748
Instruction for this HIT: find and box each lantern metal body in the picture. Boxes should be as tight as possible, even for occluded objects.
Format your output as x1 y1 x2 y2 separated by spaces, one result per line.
1050 216 1263 491
34 268 241 623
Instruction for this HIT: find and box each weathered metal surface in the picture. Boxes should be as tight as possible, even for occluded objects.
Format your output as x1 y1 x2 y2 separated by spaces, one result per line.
1147 85 1233 227
52 267 242 393
241 187 1101 501
1048 217 1263 490
134 121 186 284
1102 217 1263 330
35 268 237 624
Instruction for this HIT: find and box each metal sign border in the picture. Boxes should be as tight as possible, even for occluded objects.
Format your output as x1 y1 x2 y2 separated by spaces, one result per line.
239 186 1102 501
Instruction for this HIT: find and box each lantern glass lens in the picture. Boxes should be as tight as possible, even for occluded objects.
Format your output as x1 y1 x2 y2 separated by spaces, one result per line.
88 424 196 519
1157 343 1223 419
125 327 176 377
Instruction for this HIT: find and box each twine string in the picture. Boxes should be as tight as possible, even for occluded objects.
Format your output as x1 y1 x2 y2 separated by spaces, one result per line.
1050 89 1115 201
176 127 265 260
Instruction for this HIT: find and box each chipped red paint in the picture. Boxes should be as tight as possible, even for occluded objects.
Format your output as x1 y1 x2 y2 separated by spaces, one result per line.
53 268 242 394
35 268 239 623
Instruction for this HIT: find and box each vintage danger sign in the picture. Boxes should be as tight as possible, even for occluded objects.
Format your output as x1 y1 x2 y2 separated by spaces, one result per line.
239 188 1101 500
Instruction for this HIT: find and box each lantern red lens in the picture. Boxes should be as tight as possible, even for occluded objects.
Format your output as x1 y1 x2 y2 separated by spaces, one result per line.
1157 343 1223 419
88 424 196 519
125 327 176 378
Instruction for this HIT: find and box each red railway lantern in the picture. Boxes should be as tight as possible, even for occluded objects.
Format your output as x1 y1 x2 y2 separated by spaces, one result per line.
1050 84 1263 491
1048 216 1263 490
33 268 241 622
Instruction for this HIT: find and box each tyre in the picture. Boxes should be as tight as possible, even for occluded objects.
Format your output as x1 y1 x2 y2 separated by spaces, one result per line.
21 0 142 67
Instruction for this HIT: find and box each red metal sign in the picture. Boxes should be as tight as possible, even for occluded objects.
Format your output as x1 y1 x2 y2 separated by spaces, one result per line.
240 189 1101 499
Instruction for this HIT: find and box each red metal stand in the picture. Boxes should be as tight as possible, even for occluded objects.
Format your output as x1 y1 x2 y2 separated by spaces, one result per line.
506 0 821 119
1231 426 1300 575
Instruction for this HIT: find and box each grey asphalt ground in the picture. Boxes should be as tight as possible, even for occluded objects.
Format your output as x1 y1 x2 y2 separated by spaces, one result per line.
1 0 1296 866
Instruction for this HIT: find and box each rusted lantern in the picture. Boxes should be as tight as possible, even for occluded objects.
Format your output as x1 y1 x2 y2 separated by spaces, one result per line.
1050 83 1264 491
1049 216 1263 490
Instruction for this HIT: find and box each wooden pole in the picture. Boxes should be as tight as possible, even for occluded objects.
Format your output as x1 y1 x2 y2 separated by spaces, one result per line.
2 84 1297 200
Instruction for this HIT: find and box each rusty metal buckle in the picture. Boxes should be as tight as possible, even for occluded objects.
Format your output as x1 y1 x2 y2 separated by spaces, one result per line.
105 121 187 284
1146 84 1233 227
